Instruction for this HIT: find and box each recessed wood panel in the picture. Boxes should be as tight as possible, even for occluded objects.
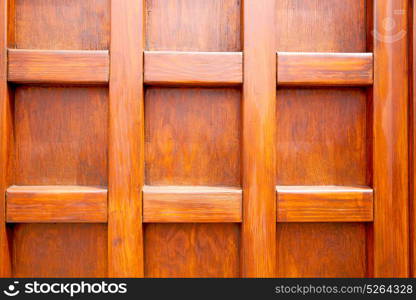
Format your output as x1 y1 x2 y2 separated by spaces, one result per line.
277 88 368 186
144 224 239 277
14 0 110 50
145 0 241 51
15 86 108 186
13 224 107 277
145 88 240 186
276 0 366 52
277 223 367 277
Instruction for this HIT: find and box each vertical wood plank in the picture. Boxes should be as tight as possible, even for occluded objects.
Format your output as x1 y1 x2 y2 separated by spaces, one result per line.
0 0 12 277
411 0 416 278
373 0 409 277
108 0 144 277
242 0 276 277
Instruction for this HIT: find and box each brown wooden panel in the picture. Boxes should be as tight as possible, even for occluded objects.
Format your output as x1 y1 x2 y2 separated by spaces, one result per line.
276 186 373 222
13 224 107 277
144 51 243 86
145 88 240 186
276 0 366 52
372 0 409 277
143 186 242 223
15 86 108 186
144 224 239 277
14 0 109 50
0 0 12 277
242 0 276 277
277 223 367 277
108 0 144 277
275 0 369 279
6 185 107 223
145 0 241 51
277 88 368 186
8 49 109 84
412 0 416 278
277 52 373 86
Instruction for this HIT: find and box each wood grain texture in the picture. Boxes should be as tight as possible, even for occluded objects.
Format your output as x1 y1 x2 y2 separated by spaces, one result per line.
8 49 109 84
275 0 369 278
6 185 107 223
108 0 143 277
144 51 242 86
13 224 107 277
277 88 368 186
0 0 12 277
372 0 409 277
412 0 416 278
145 88 240 186
15 86 108 186
277 223 367 277
14 0 109 50
277 52 373 86
144 224 239 277
145 0 241 51
276 0 366 52
143 186 242 223
242 0 276 277
276 186 373 222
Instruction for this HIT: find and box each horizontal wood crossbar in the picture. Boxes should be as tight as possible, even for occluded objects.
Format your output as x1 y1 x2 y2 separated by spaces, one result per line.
276 185 373 222
6 185 108 223
8 49 109 84
143 185 242 223
144 51 243 86
277 52 373 86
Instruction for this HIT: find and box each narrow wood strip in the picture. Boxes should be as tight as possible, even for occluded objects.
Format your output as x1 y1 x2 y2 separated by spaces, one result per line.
108 0 144 277
143 186 242 223
276 186 373 222
277 52 373 86
8 49 109 84
373 0 409 277
6 185 107 223
242 0 276 277
412 0 416 278
0 0 12 277
144 51 243 86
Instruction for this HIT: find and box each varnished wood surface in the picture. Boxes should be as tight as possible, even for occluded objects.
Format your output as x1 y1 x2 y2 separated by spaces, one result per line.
277 88 368 186
14 0 110 50
277 52 373 86
275 0 369 278
277 223 367 277
13 224 107 277
108 0 144 277
0 0 12 277
144 51 242 86
0 0 412 279
144 224 240 278
15 86 108 186
276 186 373 222
145 0 241 51
276 0 366 52
6 185 107 223
412 0 416 278
8 49 109 84
143 186 242 223
372 0 409 277
145 88 240 186
242 0 276 277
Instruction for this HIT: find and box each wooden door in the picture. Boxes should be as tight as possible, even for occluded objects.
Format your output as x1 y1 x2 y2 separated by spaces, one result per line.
0 0 412 278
